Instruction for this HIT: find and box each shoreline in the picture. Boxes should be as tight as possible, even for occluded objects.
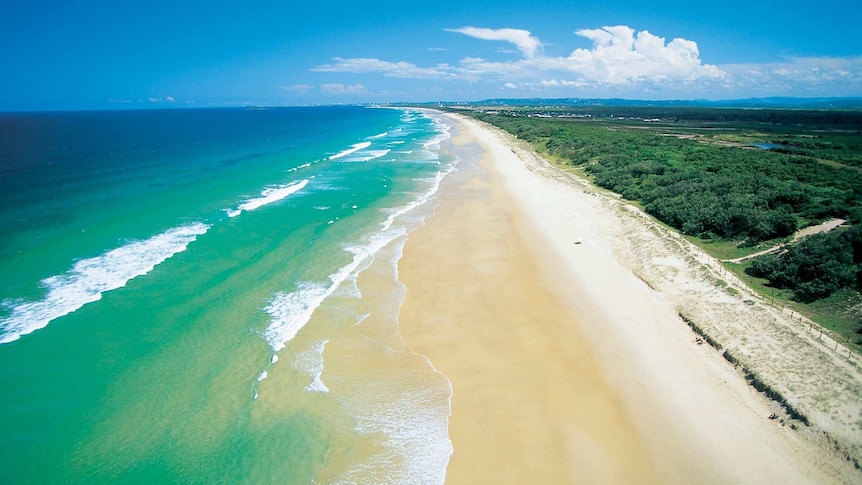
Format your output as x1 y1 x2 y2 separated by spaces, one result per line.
397 111 860 483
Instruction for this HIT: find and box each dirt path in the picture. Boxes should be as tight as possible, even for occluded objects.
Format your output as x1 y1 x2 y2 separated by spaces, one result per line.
723 218 846 263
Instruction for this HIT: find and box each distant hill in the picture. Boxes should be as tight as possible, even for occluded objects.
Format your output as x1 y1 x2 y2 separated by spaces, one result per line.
417 97 862 110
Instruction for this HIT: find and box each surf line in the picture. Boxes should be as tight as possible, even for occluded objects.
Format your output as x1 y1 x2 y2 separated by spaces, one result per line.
329 141 372 160
0 222 211 344
227 179 309 218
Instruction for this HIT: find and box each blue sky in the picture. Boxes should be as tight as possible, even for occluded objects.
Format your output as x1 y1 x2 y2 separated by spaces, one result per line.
1 0 861 110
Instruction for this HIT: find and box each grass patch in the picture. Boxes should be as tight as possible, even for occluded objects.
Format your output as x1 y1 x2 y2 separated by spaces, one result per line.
805 289 862 352
726 261 793 300
689 235 789 261
688 237 751 260
709 278 742 297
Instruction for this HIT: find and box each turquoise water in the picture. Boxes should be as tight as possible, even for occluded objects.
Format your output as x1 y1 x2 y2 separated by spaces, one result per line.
751 142 800 151
0 107 454 483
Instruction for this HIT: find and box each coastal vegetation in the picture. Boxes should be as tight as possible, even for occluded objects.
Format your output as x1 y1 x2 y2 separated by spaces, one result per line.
748 226 862 303
450 105 862 348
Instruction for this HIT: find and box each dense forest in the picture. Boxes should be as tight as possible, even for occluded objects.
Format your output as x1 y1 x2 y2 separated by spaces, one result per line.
468 111 862 243
748 226 862 303
458 107 862 316
462 104 862 127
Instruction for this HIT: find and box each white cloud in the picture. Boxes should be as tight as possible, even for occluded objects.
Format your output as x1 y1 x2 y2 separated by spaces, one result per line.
311 57 453 79
539 79 585 87
720 56 862 95
147 96 176 103
501 79 590 93
444 25 724 86
279 84 313 93
320 83 366 94
310 26 722 87
308 24 862 97
450 56 545 82
566 26 725 84
447 26 542 58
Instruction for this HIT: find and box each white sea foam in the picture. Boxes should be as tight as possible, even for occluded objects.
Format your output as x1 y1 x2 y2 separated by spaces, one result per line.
228 179 308 217
269 110 455 482
0 222 210 344
421 119 452 152
337 379 452 485
293 339 330 393
262 221 407 351
262 152 456 352
351 312 370 327
408 125 452 164
263 282 330 351
351 149 391 162
369 132 388 139
252 355 277 397
329 141 371 160
267 247 373 351
287 162 312 173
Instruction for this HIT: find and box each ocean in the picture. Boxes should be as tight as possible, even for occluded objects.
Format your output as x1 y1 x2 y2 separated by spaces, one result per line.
0 106 455 483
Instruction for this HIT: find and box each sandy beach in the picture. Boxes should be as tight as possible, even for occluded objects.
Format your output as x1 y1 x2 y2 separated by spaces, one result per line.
397 112 861 484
